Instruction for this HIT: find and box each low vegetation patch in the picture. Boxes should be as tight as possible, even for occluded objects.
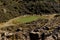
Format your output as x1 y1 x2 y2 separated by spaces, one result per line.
12 15 39 24
11 15 48 24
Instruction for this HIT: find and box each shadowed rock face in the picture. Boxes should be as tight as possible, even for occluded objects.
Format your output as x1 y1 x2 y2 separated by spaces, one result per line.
29 33 39 40
29 26 60 40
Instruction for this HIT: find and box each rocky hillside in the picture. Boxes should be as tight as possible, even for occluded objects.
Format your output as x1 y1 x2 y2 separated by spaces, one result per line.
0 14 60 40
0 0 60 40
0 0 60 22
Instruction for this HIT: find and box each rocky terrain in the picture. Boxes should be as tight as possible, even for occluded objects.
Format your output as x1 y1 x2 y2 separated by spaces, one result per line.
0 14 59 40
0 0 60 40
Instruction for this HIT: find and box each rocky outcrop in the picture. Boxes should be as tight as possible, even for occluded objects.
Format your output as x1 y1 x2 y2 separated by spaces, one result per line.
29 25 60 40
